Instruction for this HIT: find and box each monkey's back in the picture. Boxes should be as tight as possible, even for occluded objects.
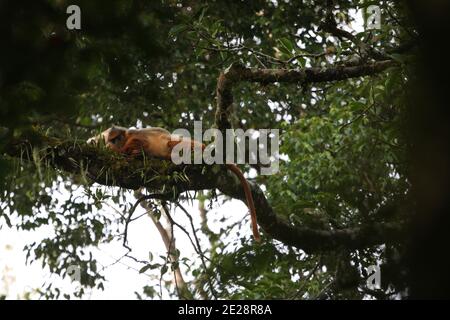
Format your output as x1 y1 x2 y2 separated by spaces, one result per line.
127 127 171 135
126 127 172 159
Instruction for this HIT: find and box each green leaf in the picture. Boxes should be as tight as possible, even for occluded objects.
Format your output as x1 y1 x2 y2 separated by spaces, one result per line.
161 265 168 276
277 38 295 54
139 265 152 274
169 25 188 36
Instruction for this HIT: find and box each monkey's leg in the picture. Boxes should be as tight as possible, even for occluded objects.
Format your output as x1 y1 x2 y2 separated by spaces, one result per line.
120 138 147 157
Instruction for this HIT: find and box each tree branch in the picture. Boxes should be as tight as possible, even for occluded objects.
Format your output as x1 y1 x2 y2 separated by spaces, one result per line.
134 190 193 299
215 60 397 131
3 131 403 253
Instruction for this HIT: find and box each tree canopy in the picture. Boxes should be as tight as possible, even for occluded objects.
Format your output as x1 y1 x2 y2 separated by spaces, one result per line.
1 0 447 300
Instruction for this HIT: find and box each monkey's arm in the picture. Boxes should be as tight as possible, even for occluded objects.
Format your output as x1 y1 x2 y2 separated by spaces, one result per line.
120 137 148 156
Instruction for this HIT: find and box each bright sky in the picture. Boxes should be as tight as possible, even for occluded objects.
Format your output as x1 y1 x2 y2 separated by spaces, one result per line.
0 189 251 299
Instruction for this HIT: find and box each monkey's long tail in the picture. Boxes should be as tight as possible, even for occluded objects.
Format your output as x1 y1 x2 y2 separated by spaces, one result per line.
189 141 261 242
226 164 261 242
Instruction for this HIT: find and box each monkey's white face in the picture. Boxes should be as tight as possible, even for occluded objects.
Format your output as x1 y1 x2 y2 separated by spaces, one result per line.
87 126 128 151
87 128 111 146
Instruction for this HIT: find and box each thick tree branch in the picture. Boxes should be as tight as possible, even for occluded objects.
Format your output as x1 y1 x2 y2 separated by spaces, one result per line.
211 60 402 251
135 190 193 299
3 132 403 253
215 60 397 131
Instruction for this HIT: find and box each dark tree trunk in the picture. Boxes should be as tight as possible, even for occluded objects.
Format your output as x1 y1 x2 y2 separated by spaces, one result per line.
407 0 450 299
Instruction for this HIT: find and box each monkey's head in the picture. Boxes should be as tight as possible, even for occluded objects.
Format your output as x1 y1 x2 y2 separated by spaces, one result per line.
87 125 128 152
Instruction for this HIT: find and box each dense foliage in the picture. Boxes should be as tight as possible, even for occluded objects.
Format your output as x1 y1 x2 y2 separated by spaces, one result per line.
0 0 425 299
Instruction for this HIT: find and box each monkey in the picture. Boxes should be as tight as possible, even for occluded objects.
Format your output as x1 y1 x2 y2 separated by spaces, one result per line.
88 125 260 242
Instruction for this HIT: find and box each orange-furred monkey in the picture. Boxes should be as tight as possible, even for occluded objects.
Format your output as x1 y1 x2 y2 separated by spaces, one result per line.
88 125 260 242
